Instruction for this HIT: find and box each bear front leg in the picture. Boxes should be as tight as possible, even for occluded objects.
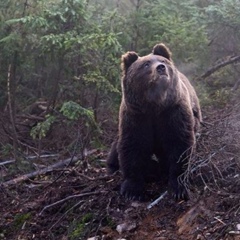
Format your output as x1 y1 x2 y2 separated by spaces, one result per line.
166 130 195 201
118 132 152 201
164 107 195 201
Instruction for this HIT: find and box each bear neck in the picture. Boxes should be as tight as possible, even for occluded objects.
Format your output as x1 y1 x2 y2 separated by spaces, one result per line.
122 92 179 114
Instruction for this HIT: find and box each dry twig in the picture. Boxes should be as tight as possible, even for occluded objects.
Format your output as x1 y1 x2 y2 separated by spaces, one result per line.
147 191 168 209
2 156 80 187
199 55 240 80
39 190 107 216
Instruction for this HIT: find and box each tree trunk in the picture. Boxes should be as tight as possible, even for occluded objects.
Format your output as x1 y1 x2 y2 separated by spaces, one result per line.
199 55 240 80
7 51 18 161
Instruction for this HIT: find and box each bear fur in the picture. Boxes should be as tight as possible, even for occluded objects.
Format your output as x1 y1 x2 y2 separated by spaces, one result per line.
107 43 202 201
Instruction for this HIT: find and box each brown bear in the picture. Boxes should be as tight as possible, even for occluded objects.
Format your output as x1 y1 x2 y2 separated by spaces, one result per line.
107 43 202 201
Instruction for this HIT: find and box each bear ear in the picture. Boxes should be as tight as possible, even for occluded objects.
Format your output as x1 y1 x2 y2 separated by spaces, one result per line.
121 51 139 73
152 43 172 61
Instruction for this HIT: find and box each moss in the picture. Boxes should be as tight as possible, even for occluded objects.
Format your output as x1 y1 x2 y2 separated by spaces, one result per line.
13 212 31 229
69 213 93 240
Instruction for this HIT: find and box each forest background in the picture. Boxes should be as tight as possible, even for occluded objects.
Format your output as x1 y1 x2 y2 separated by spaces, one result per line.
0 0 240 158
0 1 240 239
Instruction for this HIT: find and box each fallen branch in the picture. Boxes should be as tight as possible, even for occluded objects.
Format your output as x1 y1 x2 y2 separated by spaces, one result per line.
2 156 80 187
199 55 240 80
74 170 119 181
0 154 59 166
16 114 45 121
49 200 85 230
27 154 59 160
0 160 15 166
39 190 107 216
147 190 168 209
7 63 18 161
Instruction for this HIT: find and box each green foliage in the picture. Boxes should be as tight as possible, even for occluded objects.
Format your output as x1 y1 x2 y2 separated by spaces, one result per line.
199 84 231 107
103 216 115 228
0 0 238 154
60 101 101 144
13 212 31 229
113 0 208 64
1 0 121 100
0 143 14 157
204 0 240 62
198 64 236 107
0 0 208 99
69 213 93 239
60 101 94 122
206 0 240 27
30 115 56 140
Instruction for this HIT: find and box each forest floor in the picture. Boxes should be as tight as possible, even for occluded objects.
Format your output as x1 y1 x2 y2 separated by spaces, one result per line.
0 103 240 240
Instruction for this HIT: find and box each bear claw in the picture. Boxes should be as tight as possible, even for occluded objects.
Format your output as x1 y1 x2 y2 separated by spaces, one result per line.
170 178 189 201
173 185 189 201
120 179 144 201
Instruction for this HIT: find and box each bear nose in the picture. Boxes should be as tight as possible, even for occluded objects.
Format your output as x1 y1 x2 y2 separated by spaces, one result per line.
156 63 166 74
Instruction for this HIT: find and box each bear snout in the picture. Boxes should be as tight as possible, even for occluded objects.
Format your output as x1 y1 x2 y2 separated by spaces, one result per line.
156 63 167 75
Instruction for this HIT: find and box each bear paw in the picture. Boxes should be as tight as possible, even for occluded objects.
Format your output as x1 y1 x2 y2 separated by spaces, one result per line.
120 179 144 201
170 178 189 201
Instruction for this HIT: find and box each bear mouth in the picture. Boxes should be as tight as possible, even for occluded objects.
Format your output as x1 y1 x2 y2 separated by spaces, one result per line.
146 76 170 104
150 74 169 86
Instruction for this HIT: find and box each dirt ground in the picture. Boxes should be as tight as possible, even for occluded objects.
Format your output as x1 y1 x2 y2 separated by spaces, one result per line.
0 105 240 240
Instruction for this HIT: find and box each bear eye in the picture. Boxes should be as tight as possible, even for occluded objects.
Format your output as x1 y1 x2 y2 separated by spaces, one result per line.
143 61 150 68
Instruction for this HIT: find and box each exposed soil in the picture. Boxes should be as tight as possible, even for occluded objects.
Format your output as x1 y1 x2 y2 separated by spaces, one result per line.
0 104 240 240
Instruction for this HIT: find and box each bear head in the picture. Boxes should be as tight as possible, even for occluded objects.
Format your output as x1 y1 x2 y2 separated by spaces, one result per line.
121 43 178 107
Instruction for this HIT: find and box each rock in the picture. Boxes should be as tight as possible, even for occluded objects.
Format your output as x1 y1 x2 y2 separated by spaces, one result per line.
87 237 99 240
116 221 137 234
131 202 143 208
229 231 240 235
237 224 240 230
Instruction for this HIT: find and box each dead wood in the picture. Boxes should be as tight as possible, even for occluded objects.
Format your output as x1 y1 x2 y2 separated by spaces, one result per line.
2 156 80 187
0 160 15 166
232 79 240 91
199 55 240 80
39 190 107 216
0 154 59 166
7 64 18 161
16 114 45 121
74 169 118 181
147 190 168 209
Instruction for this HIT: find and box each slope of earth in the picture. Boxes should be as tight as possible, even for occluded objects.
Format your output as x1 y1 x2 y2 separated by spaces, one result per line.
0 104 240 240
